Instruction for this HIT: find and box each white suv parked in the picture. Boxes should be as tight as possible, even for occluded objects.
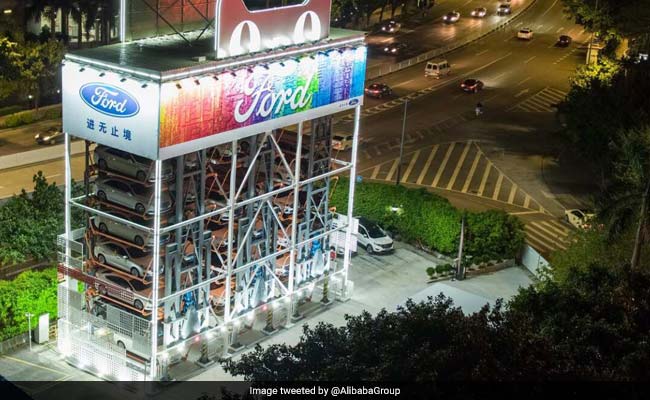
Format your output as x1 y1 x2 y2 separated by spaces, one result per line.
356 217 394 254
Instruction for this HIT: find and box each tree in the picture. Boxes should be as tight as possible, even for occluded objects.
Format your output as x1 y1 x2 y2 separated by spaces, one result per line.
562 0 650 41
223 263 650 381
0 36 21 102
10 38 64 110
599 125 650 270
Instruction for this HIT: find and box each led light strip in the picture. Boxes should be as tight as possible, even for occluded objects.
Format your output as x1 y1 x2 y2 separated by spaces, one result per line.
65 38 364 83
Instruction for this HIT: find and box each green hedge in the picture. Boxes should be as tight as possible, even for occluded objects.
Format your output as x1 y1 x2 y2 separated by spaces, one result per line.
331 178 525 258
0 268 58 341
0 106 61 129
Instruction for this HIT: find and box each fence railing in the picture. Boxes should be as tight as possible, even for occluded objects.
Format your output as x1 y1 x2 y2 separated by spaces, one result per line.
366 0 538 80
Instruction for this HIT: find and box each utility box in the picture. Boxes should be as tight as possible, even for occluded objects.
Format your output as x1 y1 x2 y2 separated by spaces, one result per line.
34 313 49 344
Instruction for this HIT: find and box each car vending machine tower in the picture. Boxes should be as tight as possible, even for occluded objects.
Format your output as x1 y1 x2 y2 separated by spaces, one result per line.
56 0 365 380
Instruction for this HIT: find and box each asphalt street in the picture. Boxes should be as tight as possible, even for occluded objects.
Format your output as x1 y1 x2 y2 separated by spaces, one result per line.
0 0 595 258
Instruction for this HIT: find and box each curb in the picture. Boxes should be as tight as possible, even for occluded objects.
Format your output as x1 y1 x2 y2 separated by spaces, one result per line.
366 0 539 80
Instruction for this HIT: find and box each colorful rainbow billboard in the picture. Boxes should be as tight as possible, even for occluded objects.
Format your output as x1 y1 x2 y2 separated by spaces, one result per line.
159 46 367 150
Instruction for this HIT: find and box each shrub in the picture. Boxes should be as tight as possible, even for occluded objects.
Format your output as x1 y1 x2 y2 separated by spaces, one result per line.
0 268 58 340
331 178 526 258
0 106 61 129
435 264 444 275
426 267 435 277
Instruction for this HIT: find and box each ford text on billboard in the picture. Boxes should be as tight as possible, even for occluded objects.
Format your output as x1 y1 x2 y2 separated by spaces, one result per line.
62 62 161 160
159 46 366 151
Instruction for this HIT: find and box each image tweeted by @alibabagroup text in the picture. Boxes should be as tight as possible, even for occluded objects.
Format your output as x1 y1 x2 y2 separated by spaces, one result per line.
250 385 401 397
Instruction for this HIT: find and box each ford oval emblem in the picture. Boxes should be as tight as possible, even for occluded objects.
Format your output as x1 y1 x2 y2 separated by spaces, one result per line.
349 99 360 106
79 83 140 118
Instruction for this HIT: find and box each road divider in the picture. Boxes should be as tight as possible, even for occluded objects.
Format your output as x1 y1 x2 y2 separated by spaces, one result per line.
366 0 538 80
0 141 88 170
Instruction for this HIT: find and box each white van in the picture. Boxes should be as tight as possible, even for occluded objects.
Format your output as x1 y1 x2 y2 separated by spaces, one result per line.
425 60 451 78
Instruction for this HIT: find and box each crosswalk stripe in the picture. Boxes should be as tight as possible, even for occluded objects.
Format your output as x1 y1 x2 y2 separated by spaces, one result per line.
447 141 472 190
492 173 504 200
432 143 456 187
385 159 399 182
478 164 492 196
417 145 439 185
508 183 518 204
539 221 569 237
402 150 421 182
370 165 381 180
462 151 482 193
523 194 531 209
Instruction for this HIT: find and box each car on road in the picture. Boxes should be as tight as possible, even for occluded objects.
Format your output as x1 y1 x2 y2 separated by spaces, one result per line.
94 145 173 182
93 241 157 278
383 42 407 55
557 35 572 47
94 270 157 311
424 59 451 78
443 11 461 23
92 213 171 247
517 28 534 40
380 20 401 33
471 7 487 18
356 217 394 254
565 209 596 229
364 83 393 98
332 134 354 151
34 126 64 145
497 4 512 15
461 78 484 93
94 176 173 215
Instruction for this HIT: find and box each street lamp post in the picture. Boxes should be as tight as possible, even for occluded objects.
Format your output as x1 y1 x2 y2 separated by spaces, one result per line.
25 313 34 351
396 100 409 185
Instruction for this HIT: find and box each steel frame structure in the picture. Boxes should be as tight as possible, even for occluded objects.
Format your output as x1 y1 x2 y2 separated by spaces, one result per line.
58 104 361 380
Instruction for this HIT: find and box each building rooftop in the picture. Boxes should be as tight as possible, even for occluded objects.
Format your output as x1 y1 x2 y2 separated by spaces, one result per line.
66 28 366 82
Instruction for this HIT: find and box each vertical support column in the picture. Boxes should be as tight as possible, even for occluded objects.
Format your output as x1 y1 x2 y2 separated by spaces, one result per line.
119 0 126 42
62 132 72 341
288 123 303 323
150 160 163 380
226 140 242 352
342 105 361 298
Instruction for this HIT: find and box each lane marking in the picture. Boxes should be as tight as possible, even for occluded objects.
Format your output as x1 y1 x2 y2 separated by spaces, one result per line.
370 165 381 180
45 174 61 179
416 145 439 185
556 26 564 33
524 56 536 64
447 141 472 190
477 164 492 196
492 173 504 200
525 232 554 253
432 143 456 188
401 150 421 182
528 223 568 249
509 210 543 216
476 49 489 56
524 194 531 209
507 183 518 204
462 151 482 193
385 159 399 182
517 77 532 86
540 221 570 237
540 0 560 19
1 355 69 376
